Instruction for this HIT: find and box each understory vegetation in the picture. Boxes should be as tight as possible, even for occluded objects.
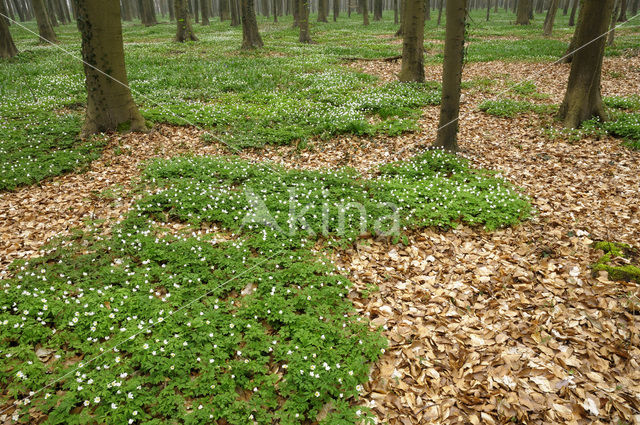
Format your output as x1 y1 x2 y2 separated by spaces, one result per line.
2 11 639 191
0 150 530 423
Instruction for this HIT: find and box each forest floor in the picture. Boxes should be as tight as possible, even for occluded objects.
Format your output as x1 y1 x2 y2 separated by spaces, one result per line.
1 54 639 424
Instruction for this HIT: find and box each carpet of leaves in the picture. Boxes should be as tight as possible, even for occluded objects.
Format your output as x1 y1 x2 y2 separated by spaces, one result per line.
1 56 639 424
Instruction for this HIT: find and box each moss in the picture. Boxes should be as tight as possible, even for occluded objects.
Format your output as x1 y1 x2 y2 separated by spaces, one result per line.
116 120 132 132
591 241 640 283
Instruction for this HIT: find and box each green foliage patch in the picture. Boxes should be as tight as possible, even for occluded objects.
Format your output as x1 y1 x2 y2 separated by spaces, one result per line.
591 241 640 284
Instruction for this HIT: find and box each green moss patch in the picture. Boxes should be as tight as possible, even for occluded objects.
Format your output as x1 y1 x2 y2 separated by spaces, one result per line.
591 241 640 283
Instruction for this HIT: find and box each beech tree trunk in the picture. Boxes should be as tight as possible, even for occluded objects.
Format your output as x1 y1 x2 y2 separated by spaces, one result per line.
333 0 339 20
168 0 175 20
618 0 627 20
230 0 240 25
568 0 577 25
175 0 197 41
200 0 209 24
398 0 424 82
434 0 467 152
47 0 58 26
220 0 229 20
273 0 278 21
558 0 614 128
374 0 382 20
298 0 312 42
75 0 146 137
542 0 559 36
516 0 530 23
607 0 620 46
241 0 262 48
32 0 58 42
318 0 328 21
361 0 369 24
486 0 490 20
139 0 157 25
632 0 639 15
436 0 443 25
0 0 18 58
122 0 133 20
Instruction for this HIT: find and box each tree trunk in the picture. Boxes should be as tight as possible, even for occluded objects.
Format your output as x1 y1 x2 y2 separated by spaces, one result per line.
74 0 146 137
425 0 430 19
373 0 382 20
318 0 328 20
568 0 577 25
0 0 18 58
434 0 466 152
168 0 175 19
175 0 197 40
361 0 369 24
486 0 490 20
436 0 443 25
558 0 614 128
607 0 620 46
47 0 58 26
515 0 530 23
542 0 559 35
230 0 240 25
398 0 425 82
31 0 57 42
393 0 398 23
241 0 263 47
139 0 158 25
395 0 403 34
273 0 278 21
220 0 229 19
200 0 210 23
632 0 639 15
617 0 626 20
298 0 312 42
122 0 133 20
563 0 569 14
333 0 339 20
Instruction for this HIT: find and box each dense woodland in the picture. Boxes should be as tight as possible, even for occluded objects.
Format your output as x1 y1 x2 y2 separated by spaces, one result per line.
0 0 639 424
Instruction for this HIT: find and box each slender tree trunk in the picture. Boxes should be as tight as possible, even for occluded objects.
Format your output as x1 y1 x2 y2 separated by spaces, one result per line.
373 0 381 19
139 0 158 25
361 0 369 24
318 0 328 20
617 0 627 20
200 0 210 23
168 0 175 19
47 0 58 26
241 0 263 47
632 0 639 15
607 0 620 46
122 0 133 20
425 0 430 19
74 0 146 136
395 0 403 34
298 0 312 42
333 0 339 20
31 0 58 42
436 0 443 25
486 0 490 20
393 0 398 23
563 0 569 14
230 0 240 25
434 0 467 152
273 0 278 21
558 0 614 128
220 0 229 19
515 0 530 23
542 0 559 35
398 0 425 82
568 0 577 25
0 0 18 58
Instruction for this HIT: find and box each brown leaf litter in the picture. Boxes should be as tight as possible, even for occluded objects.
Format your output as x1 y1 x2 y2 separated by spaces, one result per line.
1 58 639 424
